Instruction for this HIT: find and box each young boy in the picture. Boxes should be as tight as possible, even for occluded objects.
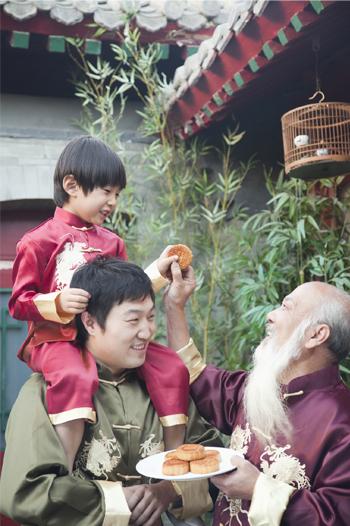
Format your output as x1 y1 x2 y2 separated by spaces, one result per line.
9 135 188 472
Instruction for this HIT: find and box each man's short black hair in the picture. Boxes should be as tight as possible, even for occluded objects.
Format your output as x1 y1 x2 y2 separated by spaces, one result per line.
54 136 127 206
71 256 155 348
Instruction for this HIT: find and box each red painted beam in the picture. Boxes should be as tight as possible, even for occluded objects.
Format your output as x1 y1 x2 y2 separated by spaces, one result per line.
168 1 326 131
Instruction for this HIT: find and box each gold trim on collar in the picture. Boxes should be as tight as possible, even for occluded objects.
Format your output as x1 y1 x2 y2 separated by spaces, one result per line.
71 225 94 231
283 390 304 400
99 375 128 387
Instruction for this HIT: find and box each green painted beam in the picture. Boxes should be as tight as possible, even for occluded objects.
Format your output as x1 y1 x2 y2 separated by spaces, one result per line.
85 39 102 55
223 82 234 96
262 42 274 60
234 72 244 88
10 31 29 49
277 28 289 46
291 14 303 32
248 58 259 72
212 92 224 106
186 46 198 57
159 44 169 60
202 104 214 117
48 35 65 53
309 1 325 14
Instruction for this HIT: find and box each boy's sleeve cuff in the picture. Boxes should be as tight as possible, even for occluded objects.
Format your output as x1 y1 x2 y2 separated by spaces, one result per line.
170 479 211 519
95 481 131 526
176 339 206 384
34 292 74 324
144 260 169 293
160 414 188 427
248 473 294 526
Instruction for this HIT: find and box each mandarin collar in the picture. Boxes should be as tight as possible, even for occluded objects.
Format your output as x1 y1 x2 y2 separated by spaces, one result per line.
283 363 341 396
54 207 94 229
97 362 135 384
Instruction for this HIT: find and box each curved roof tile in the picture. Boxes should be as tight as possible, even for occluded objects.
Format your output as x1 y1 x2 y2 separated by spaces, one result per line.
166 0 268 110
1 0 233 31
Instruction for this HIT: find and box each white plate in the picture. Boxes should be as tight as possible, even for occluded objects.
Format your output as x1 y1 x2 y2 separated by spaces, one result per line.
136 447 241 481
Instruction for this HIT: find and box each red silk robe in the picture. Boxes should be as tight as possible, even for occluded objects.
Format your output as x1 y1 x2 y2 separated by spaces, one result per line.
9 207 189 423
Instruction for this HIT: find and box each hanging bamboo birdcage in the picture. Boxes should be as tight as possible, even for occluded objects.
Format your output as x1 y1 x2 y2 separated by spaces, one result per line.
281 102 350 179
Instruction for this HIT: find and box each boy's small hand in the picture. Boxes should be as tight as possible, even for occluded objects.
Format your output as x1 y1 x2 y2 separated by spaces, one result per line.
157 246 178 279
56 288 91 315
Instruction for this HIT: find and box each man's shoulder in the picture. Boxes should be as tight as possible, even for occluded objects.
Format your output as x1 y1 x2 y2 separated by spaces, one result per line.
203 364 248 389
310 379 350 428
331 379 350 412
12 374 46 410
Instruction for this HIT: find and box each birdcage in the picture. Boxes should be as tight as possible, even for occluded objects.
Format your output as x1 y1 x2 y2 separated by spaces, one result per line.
281 102 350 179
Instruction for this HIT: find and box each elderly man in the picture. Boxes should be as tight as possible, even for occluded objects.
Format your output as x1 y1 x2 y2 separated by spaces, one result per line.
0 257 221 526
165 264 350 526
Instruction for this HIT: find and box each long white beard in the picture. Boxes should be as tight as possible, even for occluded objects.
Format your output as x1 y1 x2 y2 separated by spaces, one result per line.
244 320 309 446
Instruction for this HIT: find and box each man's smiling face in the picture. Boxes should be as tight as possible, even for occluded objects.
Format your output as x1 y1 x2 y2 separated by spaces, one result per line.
86 295 156 376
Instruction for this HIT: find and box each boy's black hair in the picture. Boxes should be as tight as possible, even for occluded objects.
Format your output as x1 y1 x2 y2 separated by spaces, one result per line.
71 256 155 349
54 135 127 206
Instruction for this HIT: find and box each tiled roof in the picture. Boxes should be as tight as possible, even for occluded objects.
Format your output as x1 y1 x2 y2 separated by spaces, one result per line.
1 0 234 32
166 0 268 109
165 0 335 139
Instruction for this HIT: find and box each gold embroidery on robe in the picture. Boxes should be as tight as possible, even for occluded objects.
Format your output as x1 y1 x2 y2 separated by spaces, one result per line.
260 444 311 489
220 424 310 526
74 430 122 480
139 433 163 458
218 491 249 526
230 423 251 455
55 242 87 289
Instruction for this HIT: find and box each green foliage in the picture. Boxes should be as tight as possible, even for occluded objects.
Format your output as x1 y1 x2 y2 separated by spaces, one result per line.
68 27 350 384
66 37 129 150
229 171 350 383
68 27 250 362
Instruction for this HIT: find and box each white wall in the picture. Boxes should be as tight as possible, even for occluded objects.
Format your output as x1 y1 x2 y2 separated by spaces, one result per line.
0 94 144 203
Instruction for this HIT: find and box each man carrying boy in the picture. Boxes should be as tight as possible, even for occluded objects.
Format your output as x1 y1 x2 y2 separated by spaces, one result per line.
1 257 221 525
8 135 189 473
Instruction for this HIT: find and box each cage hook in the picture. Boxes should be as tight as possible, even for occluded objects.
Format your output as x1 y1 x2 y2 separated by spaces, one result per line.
309 36 325 103
308 90 325 103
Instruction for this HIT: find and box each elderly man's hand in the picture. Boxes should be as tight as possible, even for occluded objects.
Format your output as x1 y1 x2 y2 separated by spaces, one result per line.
210 456 260 501
156 245 179 279
123 481 177 526
163 262 196 310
